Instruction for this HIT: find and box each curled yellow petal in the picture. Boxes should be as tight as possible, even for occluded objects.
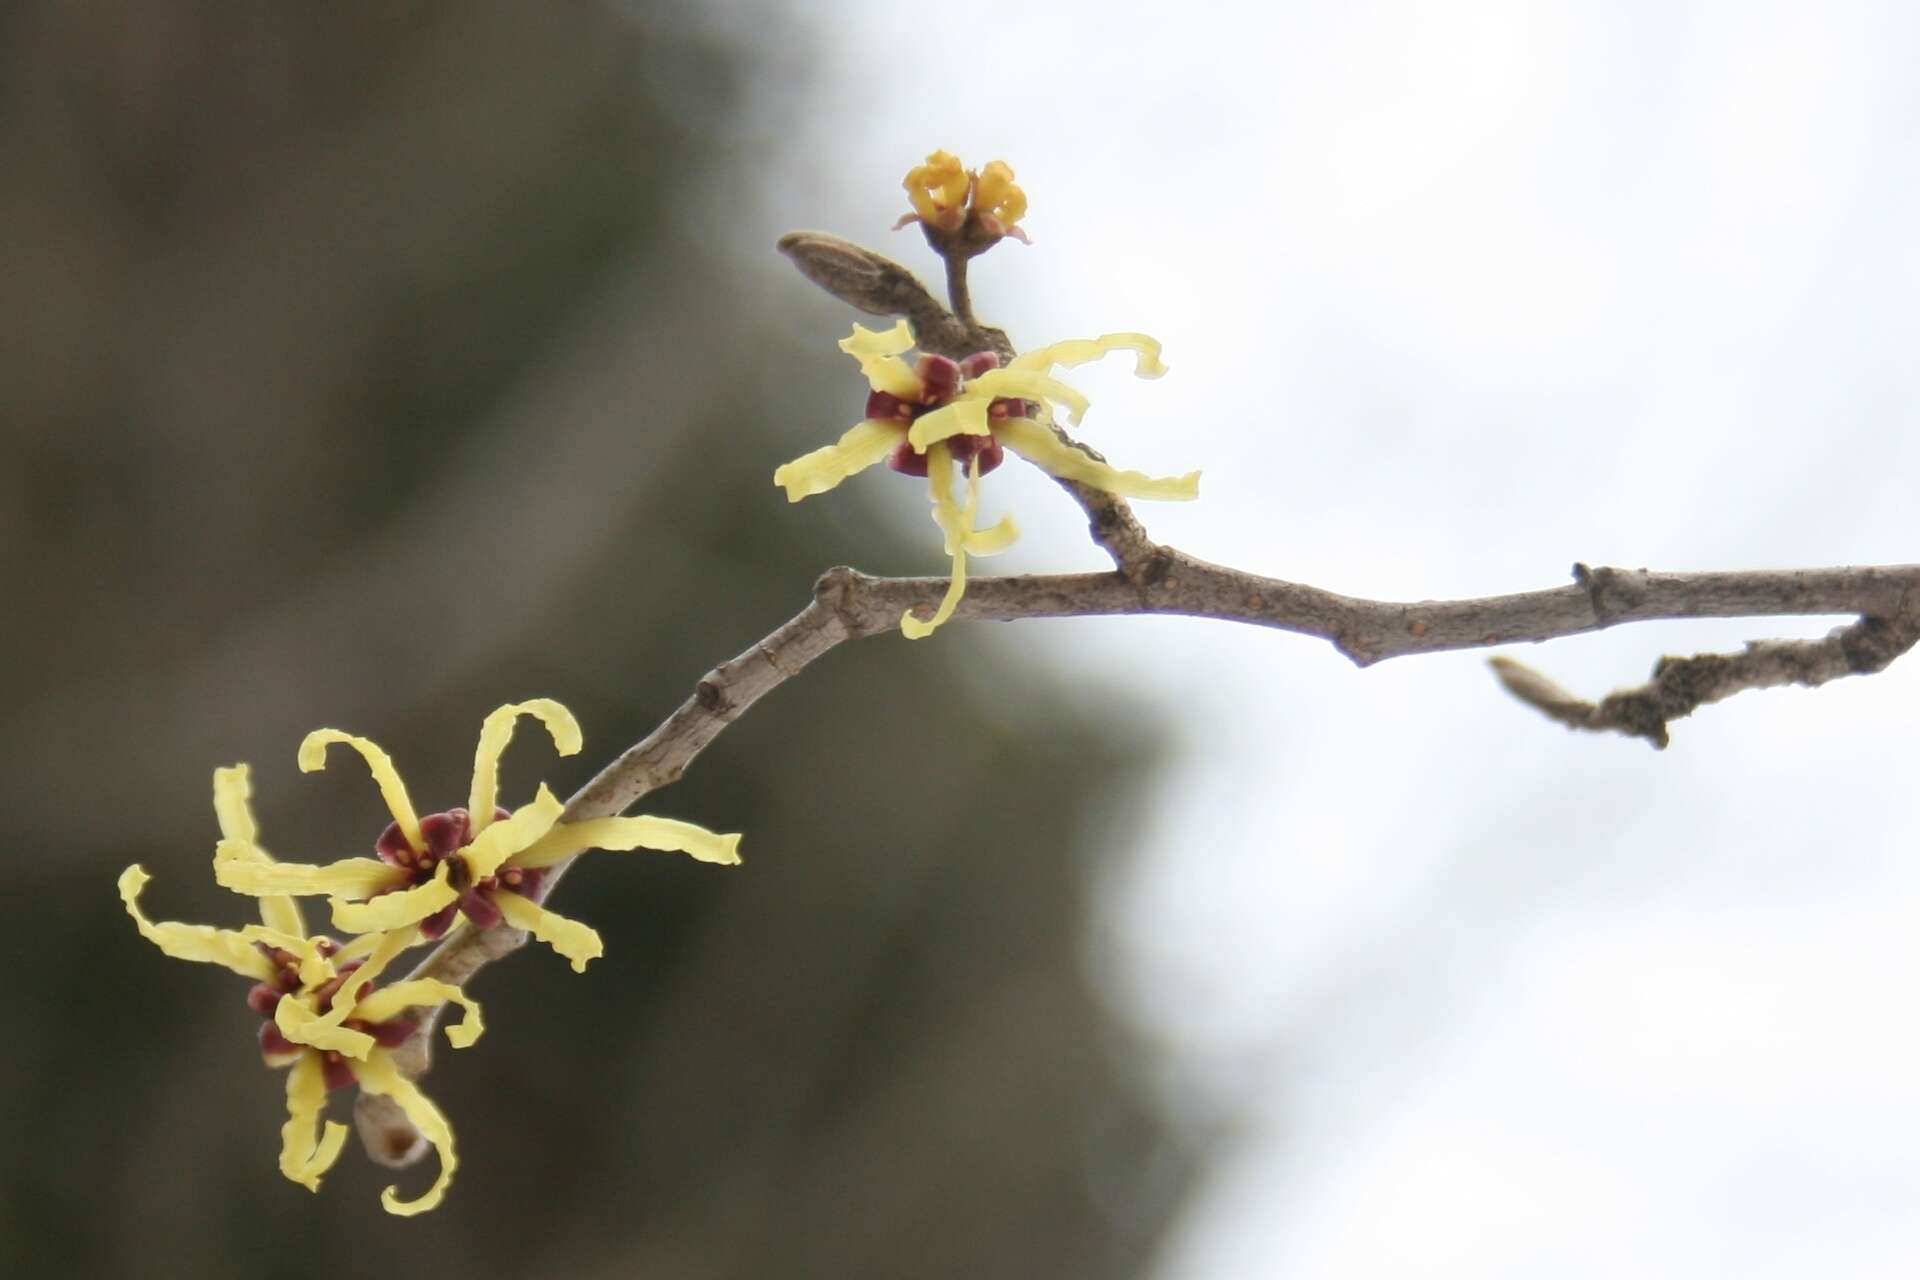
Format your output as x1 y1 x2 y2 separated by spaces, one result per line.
117 865 275 980
1008 332 1167 379
513 814 743 870
329 926 418 1017
279 1052 349 1193
837 321 923 398
467 700 581 837
994 416 1200 502
492 889 604 973
906 398 991 451
328 863 457 935
298 729 424 854
840 318 915 357
902 444 969 640
214 844 402 901
964 368 1092 425
331 929 388 967
773 420 902 502
462 784 566 882
232 922 316 955
956 455 1017 556
275 995 375 1059
350 1050 457 1216
354 978 486 1049
963 514 1019 556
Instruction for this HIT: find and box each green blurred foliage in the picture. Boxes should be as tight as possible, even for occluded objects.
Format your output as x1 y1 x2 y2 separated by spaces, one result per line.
0 4 1189 1276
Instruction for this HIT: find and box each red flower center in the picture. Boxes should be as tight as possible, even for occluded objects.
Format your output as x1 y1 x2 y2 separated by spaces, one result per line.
373 807 546 939
863 350 1034 478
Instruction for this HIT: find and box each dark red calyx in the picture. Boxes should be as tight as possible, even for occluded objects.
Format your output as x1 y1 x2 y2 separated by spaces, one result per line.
457 886 503 930
948 433 1005 475
916 354 961 404
259 1021 300 1060
247 982 286 1018
312 960 365 1011
496 865 544 897
866 389 915 422
376 806 495 870
321 1053 357 1091
959 351 1000 378
419 902 460 940
887 440 931 476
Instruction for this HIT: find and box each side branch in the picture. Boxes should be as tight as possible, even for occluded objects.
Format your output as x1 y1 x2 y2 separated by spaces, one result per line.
1489 613 1920 748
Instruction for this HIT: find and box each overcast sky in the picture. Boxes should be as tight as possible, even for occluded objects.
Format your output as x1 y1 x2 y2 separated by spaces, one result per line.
728 2 1920 1274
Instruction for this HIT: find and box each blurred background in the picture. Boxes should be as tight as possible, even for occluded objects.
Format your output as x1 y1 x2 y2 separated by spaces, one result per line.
5 2 1919 1277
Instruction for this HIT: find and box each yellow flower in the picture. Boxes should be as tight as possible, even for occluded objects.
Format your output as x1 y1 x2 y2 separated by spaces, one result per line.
258 966 477 1216
213 699 742 973
773 322 1201 637
897 150 1030 245
118 765 483 1213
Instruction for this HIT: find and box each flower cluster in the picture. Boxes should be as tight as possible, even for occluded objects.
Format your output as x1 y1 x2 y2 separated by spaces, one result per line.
119 701 740 1213
896 149 1030 250
774 321 1200 636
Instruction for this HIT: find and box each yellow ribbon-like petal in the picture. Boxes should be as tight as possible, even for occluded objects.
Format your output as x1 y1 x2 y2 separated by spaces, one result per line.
349 1050 458 1216
298 729 425 854
772 420 902 502
1007 332 1167 379
993 416 1201 502
837 321 923 399
212 766 307 938
839 318 915 356
512 814 743 870
353 978 485 1049
274 996 375 1059
492 889 604 973
279 1052 349 1193
951 452 1017 557
212 764 259 845
462 784 566 882
214 844 402 901
117 866 275 980
329 926 418 1015
467 700 582 837
901 443 970 640
328 863 457 936
906 397 992 451
963 369 1091 425
963 514 1019 556
330 927 398 969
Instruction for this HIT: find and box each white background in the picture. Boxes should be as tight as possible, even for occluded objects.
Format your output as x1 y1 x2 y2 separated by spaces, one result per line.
735 3 1920 1274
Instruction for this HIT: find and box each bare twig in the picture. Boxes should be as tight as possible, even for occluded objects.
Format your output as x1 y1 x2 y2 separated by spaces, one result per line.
358 548 1920 1159
1489 612 1920 748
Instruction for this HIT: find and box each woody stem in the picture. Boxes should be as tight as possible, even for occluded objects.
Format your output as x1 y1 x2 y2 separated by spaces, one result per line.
943 252 975 331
